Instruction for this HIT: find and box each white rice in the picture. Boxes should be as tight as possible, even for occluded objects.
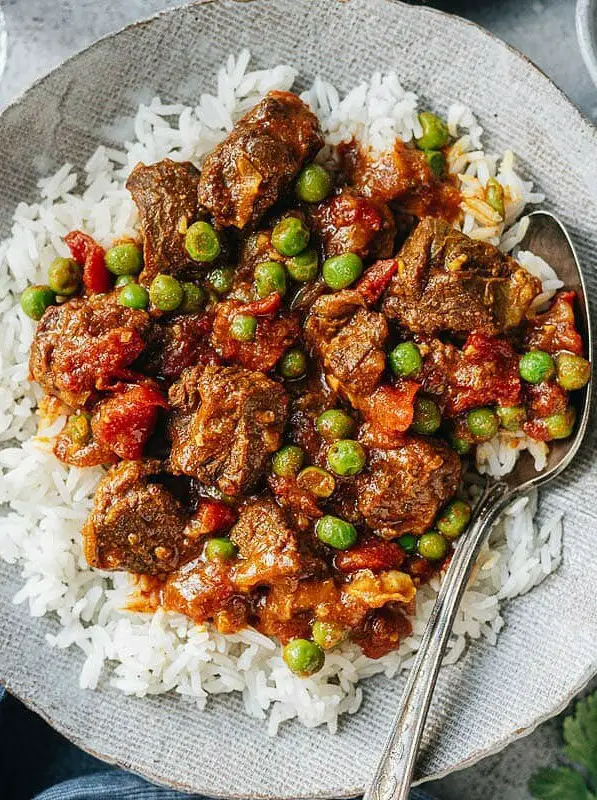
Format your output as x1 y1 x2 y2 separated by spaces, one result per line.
0 52 563 734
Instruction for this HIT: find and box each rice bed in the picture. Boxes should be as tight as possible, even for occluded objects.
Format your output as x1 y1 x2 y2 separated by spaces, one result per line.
0 52 564 734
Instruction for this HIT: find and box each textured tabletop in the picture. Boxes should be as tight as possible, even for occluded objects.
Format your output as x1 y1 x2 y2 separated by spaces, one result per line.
1 1 595 798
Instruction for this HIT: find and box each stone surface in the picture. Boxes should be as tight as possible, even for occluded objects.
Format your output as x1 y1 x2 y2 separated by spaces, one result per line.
0 1 595 798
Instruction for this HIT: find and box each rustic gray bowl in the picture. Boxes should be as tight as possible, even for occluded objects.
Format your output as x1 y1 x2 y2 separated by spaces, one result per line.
1 0 597 797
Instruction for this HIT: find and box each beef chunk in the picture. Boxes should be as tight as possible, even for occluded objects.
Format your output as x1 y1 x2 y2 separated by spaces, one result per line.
383 217 541 336
304 290 388 403
229 497 312 589
356 436 461 537
420 333 521 416
29 294 152 408
126 159 201 285
198 91 324 230
306 188 395 259
141 312 218 381
82 459 196 575
340 139 461 219
168 364 288 495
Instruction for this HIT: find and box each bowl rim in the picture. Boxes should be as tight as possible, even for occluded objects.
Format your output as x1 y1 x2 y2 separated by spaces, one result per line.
2 0 597 796
577 0 597 89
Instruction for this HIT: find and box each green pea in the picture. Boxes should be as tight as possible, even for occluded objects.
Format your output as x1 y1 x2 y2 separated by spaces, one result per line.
519 350 556 384
230 313 257 342
286 248 319 282
496 405 526 432
283 638 325 677
450 435 472 455
416 111 449 150
149 274 184 311
204 537 238 562
118 283 149 310
180 282 205 313
114 274 136 288
485 178 505 218
65 412 92 445
271 217 310 257
280 348 307 379
418 531 448 561
326 439 366 477
272 445 305 477
312 621 347 650
389 342 422 378
398 533 418 554
437 500 472 540
556 353 591 391
105 243 143 276
185 221 221 263
297 466 336 498
316 409 355 441
322 253 363 291
20 285 56 320
295 164 333 203
545 406 576 440
254 260 287 298
207 266 234 295
425 150 445 177
466 407 499 441
48 257 81 296
411 397 441 435
315 515 358 550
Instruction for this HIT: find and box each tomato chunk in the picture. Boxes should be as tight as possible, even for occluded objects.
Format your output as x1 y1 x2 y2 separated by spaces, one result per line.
335 537 405 574
357 258 399 305
65 230 112 295
192 500 237 536
92 384 168 460
367 381 420 433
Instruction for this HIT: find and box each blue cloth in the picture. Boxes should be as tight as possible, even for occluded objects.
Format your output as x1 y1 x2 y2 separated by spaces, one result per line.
0 688 434 799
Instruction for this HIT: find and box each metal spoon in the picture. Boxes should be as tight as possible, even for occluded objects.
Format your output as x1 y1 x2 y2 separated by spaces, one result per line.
364 210 593 800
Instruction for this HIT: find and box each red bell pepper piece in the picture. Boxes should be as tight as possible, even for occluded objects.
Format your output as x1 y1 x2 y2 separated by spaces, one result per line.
65 230 112 294
239 292 282 317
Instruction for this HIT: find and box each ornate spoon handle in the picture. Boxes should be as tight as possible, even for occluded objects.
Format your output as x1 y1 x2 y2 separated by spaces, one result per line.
364 479 512 800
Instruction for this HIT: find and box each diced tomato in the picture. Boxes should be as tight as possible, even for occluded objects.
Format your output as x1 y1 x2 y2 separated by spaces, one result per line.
191 500 237 536
238 292 282 318
524 381 568 419
367 381 420 433
335 537 405 574
92 384 168 460
523 418 550 442
526 290 583 356
357 258 399 305
447 333 521 415
65 230 112 294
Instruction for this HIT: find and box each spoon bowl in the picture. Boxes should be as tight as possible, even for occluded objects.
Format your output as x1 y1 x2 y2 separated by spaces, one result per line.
365 210 593 800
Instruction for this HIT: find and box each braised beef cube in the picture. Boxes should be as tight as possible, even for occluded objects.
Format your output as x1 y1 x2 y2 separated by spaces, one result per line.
141 312 218 380
29 294 152 408
351 606 412 659
307 188 395 260
383 217 541 336
340 139 461 219
126 159 202 285
82 459 197 575
525 290 584 356
356 436 461 537
198 91 324 230
163 556 248 631
304 290 388 404
230 497 314 589
420 333 521 416
168 364 288 495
